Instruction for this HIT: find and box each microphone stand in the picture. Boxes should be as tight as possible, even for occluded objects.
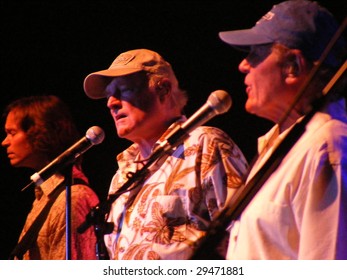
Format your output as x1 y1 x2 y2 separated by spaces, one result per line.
62 164 73 260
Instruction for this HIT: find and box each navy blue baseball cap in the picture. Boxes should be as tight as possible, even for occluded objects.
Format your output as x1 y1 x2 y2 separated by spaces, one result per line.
219 0 345 67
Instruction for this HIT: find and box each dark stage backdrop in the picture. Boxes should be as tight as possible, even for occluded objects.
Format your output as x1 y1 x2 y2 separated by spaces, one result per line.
0 1 344 259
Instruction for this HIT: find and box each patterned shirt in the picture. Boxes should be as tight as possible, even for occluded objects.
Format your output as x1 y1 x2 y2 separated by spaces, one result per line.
104 122 248 260
17 167 99 259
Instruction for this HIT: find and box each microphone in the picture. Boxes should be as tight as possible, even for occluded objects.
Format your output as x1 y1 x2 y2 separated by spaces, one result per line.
26 126 105 188
154 90 232 154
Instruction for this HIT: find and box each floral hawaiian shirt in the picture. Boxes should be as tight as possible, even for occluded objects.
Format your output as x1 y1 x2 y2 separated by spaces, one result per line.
104 121 248 260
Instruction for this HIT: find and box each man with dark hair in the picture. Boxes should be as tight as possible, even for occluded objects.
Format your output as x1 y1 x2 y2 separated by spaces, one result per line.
2 95 99 259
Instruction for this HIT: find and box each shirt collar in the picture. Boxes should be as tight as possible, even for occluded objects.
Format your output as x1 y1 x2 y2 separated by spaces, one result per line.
117 115 186 168
258 98 347 154
38 173 65 197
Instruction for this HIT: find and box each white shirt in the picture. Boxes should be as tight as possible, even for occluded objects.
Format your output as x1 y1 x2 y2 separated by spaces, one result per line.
227 98 347 259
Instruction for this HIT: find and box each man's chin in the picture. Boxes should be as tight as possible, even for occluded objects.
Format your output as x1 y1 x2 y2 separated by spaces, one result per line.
116 130 132 141
10 162 21 168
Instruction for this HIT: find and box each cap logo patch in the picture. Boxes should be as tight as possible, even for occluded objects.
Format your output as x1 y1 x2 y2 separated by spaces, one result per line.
262 11 274 21
112 53 135 66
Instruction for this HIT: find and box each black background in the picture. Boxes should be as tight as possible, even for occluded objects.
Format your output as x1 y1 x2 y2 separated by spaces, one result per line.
0 0 345 259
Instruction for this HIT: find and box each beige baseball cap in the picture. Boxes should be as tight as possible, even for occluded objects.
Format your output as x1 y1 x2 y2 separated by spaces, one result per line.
84 49 179 99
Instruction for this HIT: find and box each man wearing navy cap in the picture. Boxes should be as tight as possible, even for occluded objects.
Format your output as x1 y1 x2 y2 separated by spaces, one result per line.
219 0 347 259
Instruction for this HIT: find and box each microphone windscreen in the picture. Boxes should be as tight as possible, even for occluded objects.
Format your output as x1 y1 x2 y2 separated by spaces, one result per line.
208 90 232 115
86 126 105 145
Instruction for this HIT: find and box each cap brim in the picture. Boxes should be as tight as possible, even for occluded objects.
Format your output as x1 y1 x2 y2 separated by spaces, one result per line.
219 28 273 48
83 68 143 99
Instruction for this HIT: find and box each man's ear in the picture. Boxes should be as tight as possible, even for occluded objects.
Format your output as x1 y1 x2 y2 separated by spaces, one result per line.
156 78 171 101
283 50 302 76
283 50 310 86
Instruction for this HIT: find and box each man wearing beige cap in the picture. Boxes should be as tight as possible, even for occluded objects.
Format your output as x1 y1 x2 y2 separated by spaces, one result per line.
83 49 248 259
